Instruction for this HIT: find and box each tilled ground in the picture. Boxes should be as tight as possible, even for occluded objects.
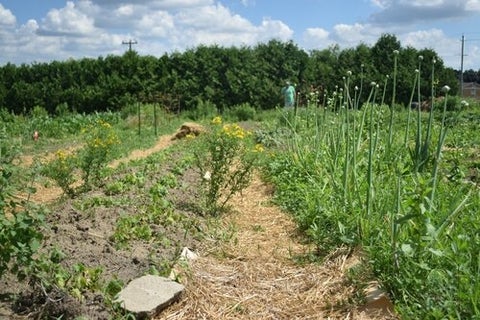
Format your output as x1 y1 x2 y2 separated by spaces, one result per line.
1 126 397 319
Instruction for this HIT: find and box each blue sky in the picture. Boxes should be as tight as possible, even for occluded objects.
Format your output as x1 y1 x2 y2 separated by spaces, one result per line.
0 0 479 70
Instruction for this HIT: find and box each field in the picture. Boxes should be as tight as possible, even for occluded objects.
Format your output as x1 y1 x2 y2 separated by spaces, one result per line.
1 95 480 319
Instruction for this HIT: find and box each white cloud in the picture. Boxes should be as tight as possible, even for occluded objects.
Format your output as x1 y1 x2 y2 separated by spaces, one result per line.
401 28 462 68
256 18 293 42
162 3 292 49
136 11 175 37
0 0 476 70
116 4 136 16
466 0 480 10
302 27 331 48
176 3 252 32
0 3 16 26
369 0 478 24
39 1 97 36
152 0 214 8
333 23 370 44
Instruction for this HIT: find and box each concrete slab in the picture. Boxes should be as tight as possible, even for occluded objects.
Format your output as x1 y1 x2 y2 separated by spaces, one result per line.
116 275 184 318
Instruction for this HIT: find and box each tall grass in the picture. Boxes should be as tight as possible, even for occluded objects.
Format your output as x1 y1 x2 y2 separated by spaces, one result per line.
263 54 479 318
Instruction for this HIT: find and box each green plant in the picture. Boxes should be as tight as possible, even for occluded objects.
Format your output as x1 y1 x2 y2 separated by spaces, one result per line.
0 128 46 282
79 119 120 188
68 263 104 301
41 149 78 197
224 103 257 121
105 180 127 195
262 48 479 317
193 116 261 216
186 99 217 121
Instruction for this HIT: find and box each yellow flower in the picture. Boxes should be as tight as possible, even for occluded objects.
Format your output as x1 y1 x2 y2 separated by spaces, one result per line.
211 116 222 125
56 150 67 161
253 144 264 153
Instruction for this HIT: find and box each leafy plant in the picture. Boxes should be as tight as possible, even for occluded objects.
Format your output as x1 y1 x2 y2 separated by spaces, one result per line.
193 116 261 215
79 119 120 188
0 128 46 281
41 149 78 197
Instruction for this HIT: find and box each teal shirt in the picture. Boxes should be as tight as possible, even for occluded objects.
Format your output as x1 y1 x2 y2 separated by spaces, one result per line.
282 85 295 107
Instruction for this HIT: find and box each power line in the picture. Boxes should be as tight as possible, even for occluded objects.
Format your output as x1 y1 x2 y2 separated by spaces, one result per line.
122 39 138 52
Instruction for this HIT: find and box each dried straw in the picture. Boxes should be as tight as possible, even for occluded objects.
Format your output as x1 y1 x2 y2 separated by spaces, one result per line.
156 175 398 320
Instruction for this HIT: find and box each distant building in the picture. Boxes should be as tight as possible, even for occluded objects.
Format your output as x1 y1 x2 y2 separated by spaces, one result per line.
462 82 480 99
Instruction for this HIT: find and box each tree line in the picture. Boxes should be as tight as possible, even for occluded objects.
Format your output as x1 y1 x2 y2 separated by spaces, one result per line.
0 34 461 116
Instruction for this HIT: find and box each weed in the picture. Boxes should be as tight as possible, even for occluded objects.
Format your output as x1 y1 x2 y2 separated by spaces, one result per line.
193 116 261 216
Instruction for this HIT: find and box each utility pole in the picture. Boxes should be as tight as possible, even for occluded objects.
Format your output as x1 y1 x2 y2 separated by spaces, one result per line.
122 39 138 52
460 34 465 97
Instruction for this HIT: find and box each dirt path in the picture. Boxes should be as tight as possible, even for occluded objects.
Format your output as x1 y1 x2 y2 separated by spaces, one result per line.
108 134 175 169
21 134 177 204
156 174 395 320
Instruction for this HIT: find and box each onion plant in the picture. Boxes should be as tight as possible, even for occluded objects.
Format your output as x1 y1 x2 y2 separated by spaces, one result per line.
264 51 478 318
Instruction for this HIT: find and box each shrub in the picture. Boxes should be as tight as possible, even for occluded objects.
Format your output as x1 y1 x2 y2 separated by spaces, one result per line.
41 149 78 197
224 103 257 121
79 119 120 188
186 99 217 121
193 116 262 215
0 128 46 281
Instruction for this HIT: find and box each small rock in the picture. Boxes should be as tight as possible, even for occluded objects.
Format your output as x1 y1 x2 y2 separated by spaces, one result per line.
116 275 184 318
361 282 395 316
169 247 198 280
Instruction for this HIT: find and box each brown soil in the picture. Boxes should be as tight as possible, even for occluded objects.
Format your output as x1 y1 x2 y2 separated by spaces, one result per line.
0 124 397 320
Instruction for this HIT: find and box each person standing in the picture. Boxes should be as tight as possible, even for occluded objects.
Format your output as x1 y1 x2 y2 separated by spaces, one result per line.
281 81 295 108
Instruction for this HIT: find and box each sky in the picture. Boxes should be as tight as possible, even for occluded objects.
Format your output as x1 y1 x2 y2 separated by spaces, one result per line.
0 0 479 70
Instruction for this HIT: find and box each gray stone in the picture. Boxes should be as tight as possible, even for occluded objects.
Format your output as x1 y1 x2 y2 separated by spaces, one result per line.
116 275 184 318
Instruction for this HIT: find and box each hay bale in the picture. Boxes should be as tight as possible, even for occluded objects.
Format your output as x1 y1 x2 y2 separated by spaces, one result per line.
171 122 205 140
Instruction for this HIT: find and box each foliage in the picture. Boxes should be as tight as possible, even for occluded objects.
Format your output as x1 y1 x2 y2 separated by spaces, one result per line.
185 99 217 121
223 102 257 122
0 128 46 281
40 118 120 195
111 173 182 248
262 60 480 318
193 116 262 215
41 149 78 196
0 36 461 116
79 119 120 188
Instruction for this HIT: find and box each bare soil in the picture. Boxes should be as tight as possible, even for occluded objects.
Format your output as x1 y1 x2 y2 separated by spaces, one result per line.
0 125 397 320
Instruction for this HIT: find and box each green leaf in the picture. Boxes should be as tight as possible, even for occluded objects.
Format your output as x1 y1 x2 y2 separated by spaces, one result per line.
401 243 414 256
29 238 41 252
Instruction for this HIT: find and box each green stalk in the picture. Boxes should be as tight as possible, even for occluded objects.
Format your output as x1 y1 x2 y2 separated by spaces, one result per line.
430 87 449 206
388 50 399 148
421 58 436 173
404 72 418 146
357 64 364 109
343 73 352 201
414 56 423 172
381 75 389 106
137 102 141 135
352 86 359 192
392 175 402 271
365 84 378 237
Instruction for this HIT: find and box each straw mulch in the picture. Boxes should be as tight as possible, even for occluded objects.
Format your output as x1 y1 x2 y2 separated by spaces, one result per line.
156 175 397 320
